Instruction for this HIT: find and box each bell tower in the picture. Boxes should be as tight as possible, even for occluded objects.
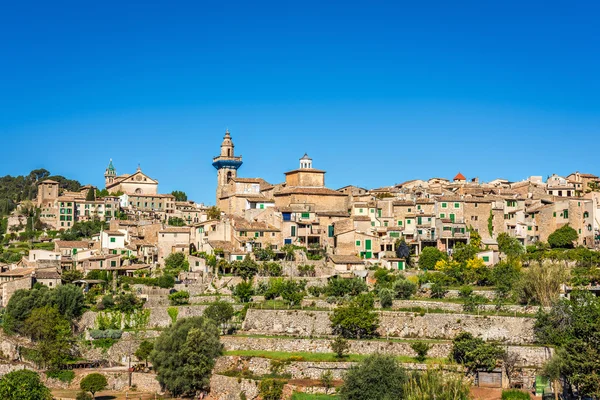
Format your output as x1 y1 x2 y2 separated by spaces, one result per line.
105 159 116 187
212 130 243 201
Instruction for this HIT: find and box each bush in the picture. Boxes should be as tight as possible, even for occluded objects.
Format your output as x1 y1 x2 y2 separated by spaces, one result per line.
89 329 122 339
430 283 447 299
325 277 368 298
393 279 417 299
330 293 379 339
258 378 284 400
232 281 254 303
307 286 323 297
339 354 406 400
168 291 190 305
410 341 431 362
501 389 531 400
76 391 93 400
378 288 394 308
45 369 75 383
331 336 350 358
548 225 578 249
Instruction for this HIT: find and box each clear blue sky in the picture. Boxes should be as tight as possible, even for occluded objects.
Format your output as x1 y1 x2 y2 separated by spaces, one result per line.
0 0 598 205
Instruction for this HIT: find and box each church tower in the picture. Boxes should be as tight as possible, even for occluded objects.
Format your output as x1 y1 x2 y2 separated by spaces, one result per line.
105 159 116 188
212 130 243 201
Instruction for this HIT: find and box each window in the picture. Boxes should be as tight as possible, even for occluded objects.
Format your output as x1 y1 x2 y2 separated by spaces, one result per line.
328 225 334 237
359 208 363 213
407 208 411 212
440 213 445 218
355 240 361 246
584 211 589 218
110 261 116 267
390 232 400 238
398 221 402 226
483 256 490 262
282 212 291 221
301 212 310 219
291 226 296 236
553 212 556 217
454 203 460 208
110 237 116 243
407 220 411 224
371 221 375 226
417 205 421 210
239 231 246 237
563 210 569 218
441 203 447 208
370 209 374 213
528 226 532 231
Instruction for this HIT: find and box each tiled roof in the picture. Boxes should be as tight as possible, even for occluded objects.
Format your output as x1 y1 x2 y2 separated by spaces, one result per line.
284 168 326 175
159 227 191 234
274 187 347 197
35 269 61 279
104 230 125 236
316 211 350 217
55 240 91 248
352 216 371 221
231 216 279 232
329 255 364 264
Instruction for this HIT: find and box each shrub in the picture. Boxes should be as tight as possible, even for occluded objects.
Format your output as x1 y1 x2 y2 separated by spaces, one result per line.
45 369 75 383
167 307 178 324
501 389 531 400
430 283 447 299
307 286 322 297
169 291 190 305
378 288 394 308
331 336 350 358
339 354 407 400
258 378 284 400
410 341 431 362
89 329 122 339
393 279 417 299
232 281 254 303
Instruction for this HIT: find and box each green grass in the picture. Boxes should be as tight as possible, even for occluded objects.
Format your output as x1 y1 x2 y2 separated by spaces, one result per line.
223 349 448 365
291 393 338 400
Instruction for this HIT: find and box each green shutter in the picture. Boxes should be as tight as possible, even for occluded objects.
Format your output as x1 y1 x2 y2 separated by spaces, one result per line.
356 240 361 246
291 226 296 236
365 240 372 250
301 212 310 219
328 225 334 237
483 256 489 262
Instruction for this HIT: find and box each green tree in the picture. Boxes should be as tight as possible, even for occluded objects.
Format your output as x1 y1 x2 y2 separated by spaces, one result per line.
330 294 379 339
150 317 223 397
452 243 480 263
410 341 431 362
171 190 188 201
234 256 259 280
330 336 350 359
164 252 189 273
325 277 368 298
418 247 448 270
207 206 221 220
80 373 108 399
85 188 95 201
24 306 73 368
232 281 254 303
53 284 85 320
0 369 52 400
548 224 579 248
535 290 600 397
258 379 284 400
203 300 235 332
378 287 394 308
451 332 505 372
169 291 190 305
497 233 525 260
61 269 83 284
321 370 334 394
280 279 306 306
135 340 154 366
339 354 407 400
393 278 417 299
167 217 186 226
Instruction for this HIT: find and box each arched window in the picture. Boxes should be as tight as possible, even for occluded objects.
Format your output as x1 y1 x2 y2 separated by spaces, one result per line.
226 171 232 183
584 211 589 218
135 188 142 194
227 149 231 157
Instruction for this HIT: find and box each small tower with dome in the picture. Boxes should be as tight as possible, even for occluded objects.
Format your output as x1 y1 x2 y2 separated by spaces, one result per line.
300 153 312 169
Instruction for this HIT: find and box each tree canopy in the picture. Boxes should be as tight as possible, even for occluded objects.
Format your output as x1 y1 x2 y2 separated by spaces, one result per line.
339 354 407 400
535 290 600 398
330 293 379 339
150 317 223 397
548 224 579 249
0 369 52 400
418 246 448 270
80 373 108 398
171 190 188 201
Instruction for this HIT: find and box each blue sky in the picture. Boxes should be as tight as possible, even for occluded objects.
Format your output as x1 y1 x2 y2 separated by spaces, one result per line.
0 0 598 204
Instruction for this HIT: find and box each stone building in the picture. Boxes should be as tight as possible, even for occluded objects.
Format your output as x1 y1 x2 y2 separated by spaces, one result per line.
104 160 159 195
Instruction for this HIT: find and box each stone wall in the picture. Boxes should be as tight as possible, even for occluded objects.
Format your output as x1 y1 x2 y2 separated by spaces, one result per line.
241 309 536 344
80 304 243 331
221 336 552 367
209 374 259 400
